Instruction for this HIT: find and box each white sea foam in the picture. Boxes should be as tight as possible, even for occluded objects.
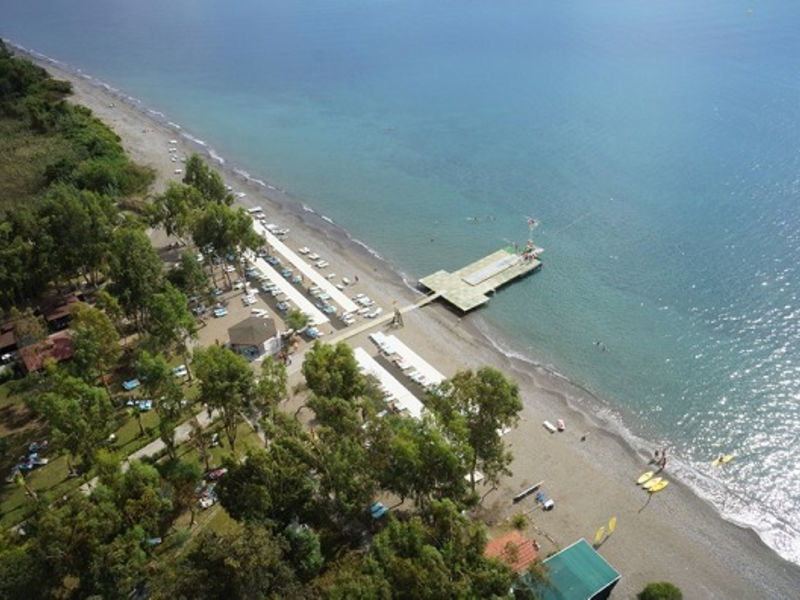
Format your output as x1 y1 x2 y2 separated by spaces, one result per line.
350 238 383 260
208 149 225 164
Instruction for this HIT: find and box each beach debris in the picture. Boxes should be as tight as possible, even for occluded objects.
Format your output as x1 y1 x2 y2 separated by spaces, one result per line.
556 419 565 431
542 420 557 433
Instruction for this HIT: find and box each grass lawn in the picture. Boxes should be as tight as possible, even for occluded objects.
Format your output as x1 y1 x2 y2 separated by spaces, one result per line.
0 118 78 213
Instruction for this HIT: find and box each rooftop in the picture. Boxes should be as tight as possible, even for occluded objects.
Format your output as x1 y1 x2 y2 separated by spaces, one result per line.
228 316 278 347
19 331 75 373
484 530 539 573
518 538 620 600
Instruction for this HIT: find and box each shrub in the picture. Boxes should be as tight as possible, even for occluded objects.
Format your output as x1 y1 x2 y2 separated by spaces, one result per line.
511 512 529 531
638 581 683 600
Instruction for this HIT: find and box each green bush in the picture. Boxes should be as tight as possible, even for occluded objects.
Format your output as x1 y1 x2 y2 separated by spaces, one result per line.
638 581 683 600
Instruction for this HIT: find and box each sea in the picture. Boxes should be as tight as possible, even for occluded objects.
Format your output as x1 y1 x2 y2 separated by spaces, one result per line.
2 0 800 565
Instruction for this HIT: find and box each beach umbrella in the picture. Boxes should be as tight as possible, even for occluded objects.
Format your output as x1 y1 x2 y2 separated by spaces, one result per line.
608 516 617 534
594 526 605 545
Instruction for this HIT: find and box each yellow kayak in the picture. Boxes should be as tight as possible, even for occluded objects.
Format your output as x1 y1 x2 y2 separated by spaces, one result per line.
712 454 734 467
642 476 663 490
637 471 654 485
649 480 669 493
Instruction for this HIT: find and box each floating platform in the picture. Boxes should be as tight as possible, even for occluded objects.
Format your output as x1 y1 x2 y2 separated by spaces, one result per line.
419 247 541 312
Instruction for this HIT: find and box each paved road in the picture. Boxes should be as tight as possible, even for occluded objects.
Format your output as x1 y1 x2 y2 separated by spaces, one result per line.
80 409 218 494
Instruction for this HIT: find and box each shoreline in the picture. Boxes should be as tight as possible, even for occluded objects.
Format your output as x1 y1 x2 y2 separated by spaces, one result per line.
14 43 800 597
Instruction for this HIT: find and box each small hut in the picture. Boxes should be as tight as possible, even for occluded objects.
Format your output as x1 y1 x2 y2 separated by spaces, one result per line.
227 316 281 359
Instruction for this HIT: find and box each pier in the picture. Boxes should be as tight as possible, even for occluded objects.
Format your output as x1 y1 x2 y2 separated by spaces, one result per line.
419 247 541 312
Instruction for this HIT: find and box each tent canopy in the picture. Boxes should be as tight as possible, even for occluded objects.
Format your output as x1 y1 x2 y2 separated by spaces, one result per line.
518 539 620 600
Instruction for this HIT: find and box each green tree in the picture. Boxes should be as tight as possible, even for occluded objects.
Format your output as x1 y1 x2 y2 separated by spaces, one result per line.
316 553 391 599
25 489 151 599
428 367 522 493
38 184 118 286
189 416 213 472
145 282 197 377
136 350 185 459
150 525 303 600
216 447 316 529
364 499 513 599
8 306 47 348
70 303 121 396
315 434 376 525
113 460 173 537
372 416 469 507
638 582 683 600
256 356 288 421
95 289 126 334
284 308 310 332
191 202 262 286
302 341 366 401
183 154 233 205
108 226 163 327
0 530 46 599
192 345 257 451
147 181 204 239
27 366 115 474
284 524 324 582
161 459 203 528
168 248 210 298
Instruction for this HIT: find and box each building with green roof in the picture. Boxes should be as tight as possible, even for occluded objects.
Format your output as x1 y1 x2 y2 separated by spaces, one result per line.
515 538 620 600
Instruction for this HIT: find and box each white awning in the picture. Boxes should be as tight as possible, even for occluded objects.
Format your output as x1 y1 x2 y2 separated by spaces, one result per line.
354 347 424 419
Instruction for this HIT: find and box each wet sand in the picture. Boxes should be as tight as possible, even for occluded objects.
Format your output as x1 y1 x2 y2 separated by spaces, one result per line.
21 48 800 598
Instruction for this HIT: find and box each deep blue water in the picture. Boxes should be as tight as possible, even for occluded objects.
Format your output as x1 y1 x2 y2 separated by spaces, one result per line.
3 0 800 562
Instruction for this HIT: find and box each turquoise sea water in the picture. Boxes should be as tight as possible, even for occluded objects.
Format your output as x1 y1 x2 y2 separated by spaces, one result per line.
3 0 800 562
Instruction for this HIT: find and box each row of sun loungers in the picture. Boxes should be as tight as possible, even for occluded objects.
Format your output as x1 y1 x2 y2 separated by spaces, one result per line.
368 332 446 389
353 347 425 419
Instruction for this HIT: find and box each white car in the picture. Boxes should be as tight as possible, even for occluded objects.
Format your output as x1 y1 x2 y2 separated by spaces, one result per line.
298 247 310 254
242 295 257 306
308 253 320 261
316 260 329 269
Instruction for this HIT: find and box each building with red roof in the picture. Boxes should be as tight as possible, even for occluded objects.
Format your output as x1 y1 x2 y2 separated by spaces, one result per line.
18 331 75 373
484 530 539 573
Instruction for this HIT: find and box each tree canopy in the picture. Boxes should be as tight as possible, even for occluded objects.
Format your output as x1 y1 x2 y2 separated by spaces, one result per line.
192 345 257 451
427 367 522 492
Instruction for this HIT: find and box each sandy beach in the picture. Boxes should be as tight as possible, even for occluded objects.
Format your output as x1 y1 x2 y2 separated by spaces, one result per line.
23 49 800 598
